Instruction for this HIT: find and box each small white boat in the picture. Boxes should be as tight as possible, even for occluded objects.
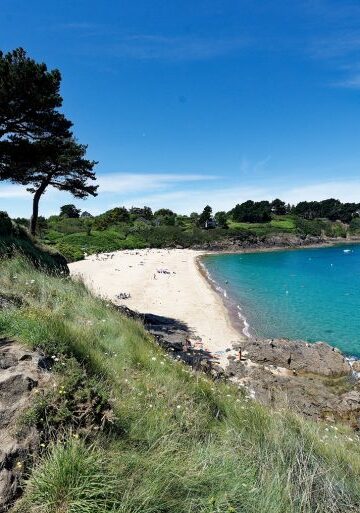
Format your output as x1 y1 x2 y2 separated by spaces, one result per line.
343 249 351 253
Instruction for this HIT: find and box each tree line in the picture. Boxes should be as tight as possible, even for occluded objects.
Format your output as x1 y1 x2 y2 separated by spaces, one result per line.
25 196 360 234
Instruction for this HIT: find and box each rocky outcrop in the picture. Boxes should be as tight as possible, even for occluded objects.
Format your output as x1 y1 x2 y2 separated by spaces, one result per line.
236 338 351 377
0 339 51 512
227 338 360 428
192 234 328 252
117 305 360 427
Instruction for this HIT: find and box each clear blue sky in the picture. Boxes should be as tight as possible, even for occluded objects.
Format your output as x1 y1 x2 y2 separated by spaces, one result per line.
1 0 360 217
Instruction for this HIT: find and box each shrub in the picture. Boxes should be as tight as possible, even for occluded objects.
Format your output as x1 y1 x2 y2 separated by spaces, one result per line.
349 217 360 234
0 211 13 236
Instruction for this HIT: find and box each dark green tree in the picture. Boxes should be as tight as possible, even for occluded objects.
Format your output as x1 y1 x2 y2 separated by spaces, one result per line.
60 204 81 218
271 198 287 215
0 48 72 141
198 205 212 227
0 48 97 234
1 137 97 234
130 206 153 220
232 200 271 223
154 208 176 226
214 211 228 228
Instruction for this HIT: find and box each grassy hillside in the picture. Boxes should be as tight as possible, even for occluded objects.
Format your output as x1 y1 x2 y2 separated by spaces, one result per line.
0 212 68 273
1 257 360 512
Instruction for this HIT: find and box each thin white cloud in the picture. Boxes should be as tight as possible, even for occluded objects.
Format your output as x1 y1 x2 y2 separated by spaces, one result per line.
96 173 218 194
3 177 360 218
119 179 360 214
0 184 29 199
334 73 360 89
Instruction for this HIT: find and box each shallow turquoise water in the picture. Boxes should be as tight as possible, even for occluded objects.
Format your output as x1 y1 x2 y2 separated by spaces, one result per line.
203 244 360 356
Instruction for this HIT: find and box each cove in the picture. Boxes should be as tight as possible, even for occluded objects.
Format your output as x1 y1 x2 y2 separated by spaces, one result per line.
202 243 360 357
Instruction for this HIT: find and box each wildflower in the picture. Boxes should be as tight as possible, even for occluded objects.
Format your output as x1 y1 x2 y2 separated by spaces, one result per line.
176 405 181 409
160 361 165 365
151 357 156 361
40 443 46 448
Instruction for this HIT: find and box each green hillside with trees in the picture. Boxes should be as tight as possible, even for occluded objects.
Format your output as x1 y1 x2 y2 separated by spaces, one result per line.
10 197 360 261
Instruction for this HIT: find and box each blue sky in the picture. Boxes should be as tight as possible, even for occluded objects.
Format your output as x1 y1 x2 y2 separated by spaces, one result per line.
1 0 360 217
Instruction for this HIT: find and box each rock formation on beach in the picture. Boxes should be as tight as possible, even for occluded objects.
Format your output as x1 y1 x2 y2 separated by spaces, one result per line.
227 338 360 428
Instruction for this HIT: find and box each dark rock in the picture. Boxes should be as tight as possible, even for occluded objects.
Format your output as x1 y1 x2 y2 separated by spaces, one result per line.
0 294 23 310
0 339 51 512
38 356 54 371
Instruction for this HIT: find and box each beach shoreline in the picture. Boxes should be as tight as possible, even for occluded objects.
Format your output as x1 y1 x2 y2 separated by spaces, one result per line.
69 240 360 367
69 248 245 367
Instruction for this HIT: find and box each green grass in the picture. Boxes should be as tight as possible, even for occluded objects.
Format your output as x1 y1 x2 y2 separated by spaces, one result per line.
227 216 296 235
1 257 360 513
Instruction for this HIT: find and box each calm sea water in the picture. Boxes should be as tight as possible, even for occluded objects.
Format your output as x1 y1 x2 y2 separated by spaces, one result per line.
202 244 360 356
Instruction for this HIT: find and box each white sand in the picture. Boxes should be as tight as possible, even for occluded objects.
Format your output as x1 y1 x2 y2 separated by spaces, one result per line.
69 249 244 366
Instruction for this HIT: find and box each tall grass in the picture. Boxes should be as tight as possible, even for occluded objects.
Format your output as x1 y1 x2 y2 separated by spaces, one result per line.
1 257 360 513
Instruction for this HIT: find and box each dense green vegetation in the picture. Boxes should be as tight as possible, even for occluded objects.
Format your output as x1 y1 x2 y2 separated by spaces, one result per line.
12 201 358 261
0 256 359 512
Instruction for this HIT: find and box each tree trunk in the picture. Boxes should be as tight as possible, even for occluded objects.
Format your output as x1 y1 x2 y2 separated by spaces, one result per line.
30 182 47 236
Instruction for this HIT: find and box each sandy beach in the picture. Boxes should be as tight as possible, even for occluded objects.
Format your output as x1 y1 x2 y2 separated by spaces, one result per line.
69 249 244 365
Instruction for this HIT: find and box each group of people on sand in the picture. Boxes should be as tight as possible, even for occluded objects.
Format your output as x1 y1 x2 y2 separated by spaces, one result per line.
115 292 131 300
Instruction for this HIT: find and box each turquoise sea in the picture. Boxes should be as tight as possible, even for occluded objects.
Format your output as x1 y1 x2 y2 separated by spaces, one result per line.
202 244 360 357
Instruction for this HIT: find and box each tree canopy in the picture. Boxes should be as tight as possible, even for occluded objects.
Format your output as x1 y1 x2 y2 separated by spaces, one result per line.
232 200 272 223
198 205 212 227
60 204 81 218
0 48 72 141
0 48 97 234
